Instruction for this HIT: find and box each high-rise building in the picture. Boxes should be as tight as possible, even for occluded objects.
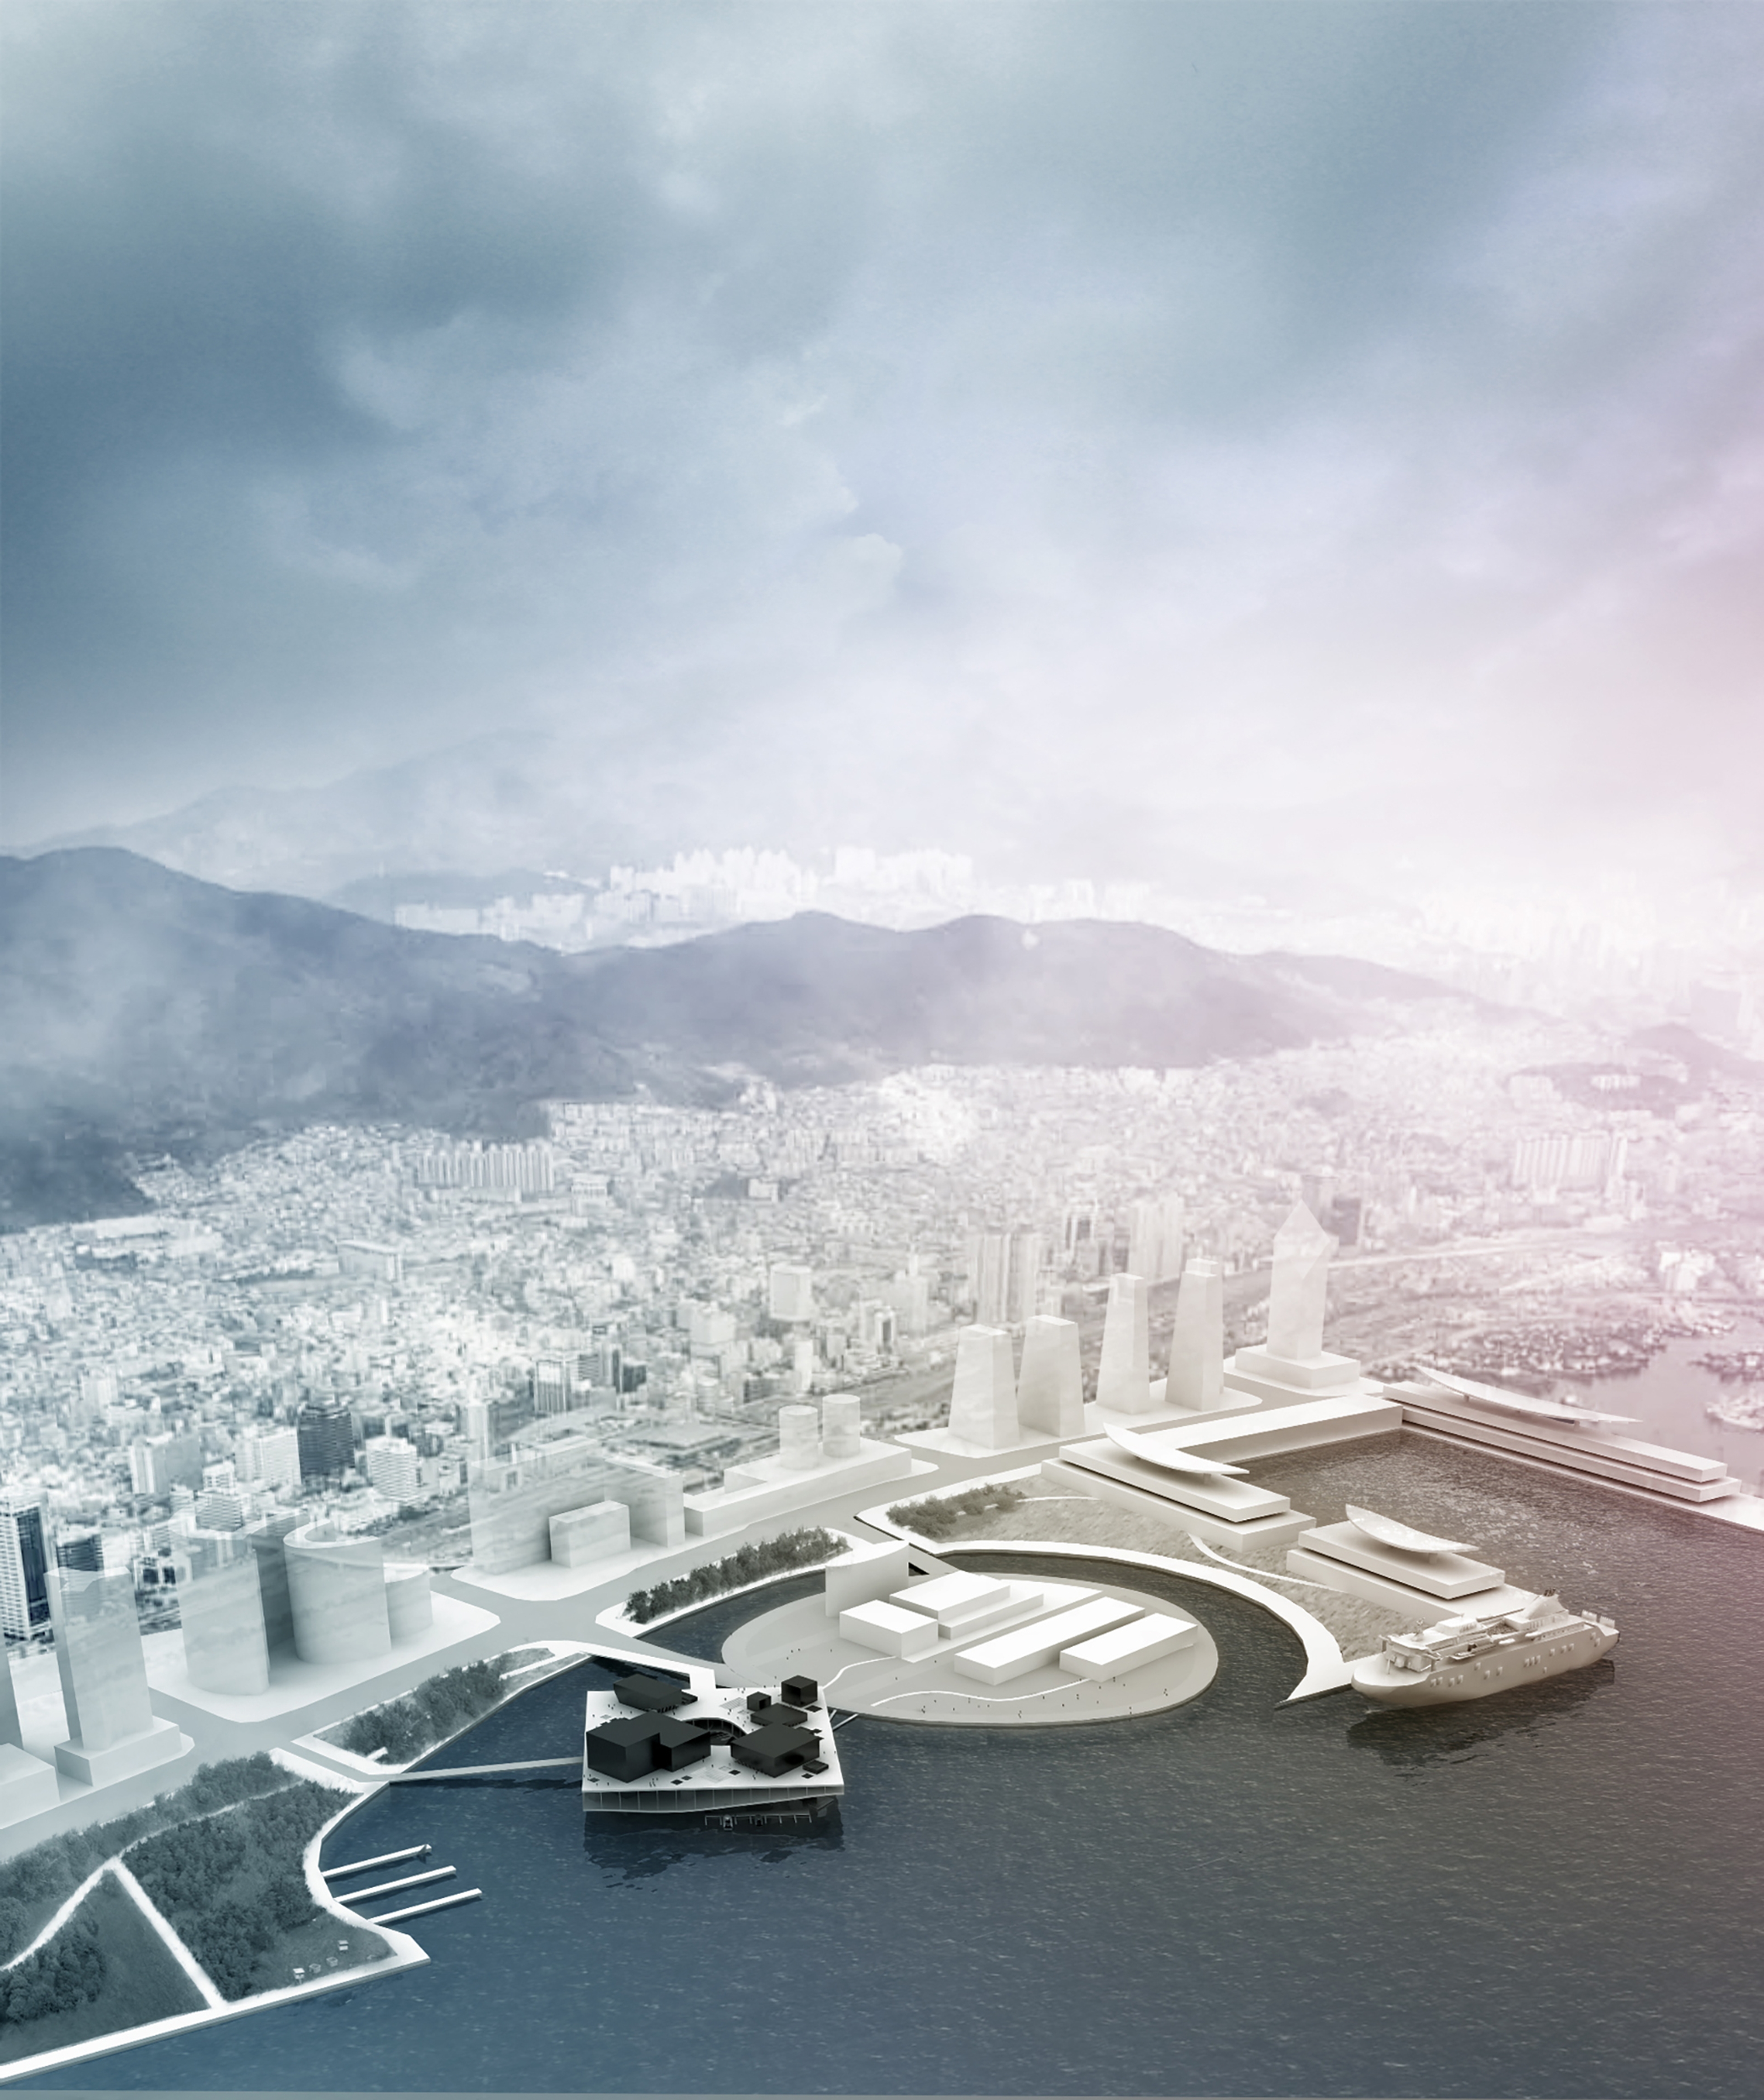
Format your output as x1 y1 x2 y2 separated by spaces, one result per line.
296 1400 357 1481
236 1424 300 1494
409 1139 557 1195
971 1233 1012 1328
1007 1232 1046 1326
49 1565 181 1784
56 1531 105 1573
1096 1273 1153 1414
531 1358 570 1415
1127 1197 1185 1284
180 1532 270 1695
948 1326 1020 1450
283 1524 391 1665
1265 1205 1334 1363
0 1496 50 1639
1017 1315 1084 1439
128 1432 204 1499
768 1264 815 1324
365 1436 419 1505
1165 1257 1226 1411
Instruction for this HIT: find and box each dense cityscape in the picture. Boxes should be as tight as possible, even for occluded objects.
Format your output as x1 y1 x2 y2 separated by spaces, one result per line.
5 1004 1763 1647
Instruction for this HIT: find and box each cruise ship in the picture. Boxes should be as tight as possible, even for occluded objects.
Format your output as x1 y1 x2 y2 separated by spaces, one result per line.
1351 1591 1619 1707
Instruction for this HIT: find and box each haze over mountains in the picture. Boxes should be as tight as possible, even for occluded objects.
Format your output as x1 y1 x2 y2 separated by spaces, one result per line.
0 849 1475 1230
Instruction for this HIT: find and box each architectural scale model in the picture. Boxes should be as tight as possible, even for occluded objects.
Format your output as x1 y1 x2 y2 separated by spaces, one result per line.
1351 1592 1620 1707
582 1669 843 1817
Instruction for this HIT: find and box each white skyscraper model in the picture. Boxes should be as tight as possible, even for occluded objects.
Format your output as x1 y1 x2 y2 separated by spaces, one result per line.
1095 1273 1153 1414
1223 1203 1373 1407
1017 1315 1085 1438
49 1566 184 1785
1165 1257 1226 1411
947 1326 1021 1449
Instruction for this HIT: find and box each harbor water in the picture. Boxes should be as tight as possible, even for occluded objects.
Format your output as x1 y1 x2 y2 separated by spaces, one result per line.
14 1435 1763 2097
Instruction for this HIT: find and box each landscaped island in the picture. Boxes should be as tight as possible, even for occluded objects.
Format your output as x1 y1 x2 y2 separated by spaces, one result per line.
0 1755 387 2066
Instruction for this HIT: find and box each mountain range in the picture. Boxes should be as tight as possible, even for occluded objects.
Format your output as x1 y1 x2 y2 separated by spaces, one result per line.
0 848 1478 1230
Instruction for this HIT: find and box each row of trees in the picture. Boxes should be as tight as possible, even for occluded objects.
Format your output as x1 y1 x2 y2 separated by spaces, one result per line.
886 1482 1026 1541
126 1780 343 2001
624 1527 842 1624
327 1655 512 1764
0 1754 290 1966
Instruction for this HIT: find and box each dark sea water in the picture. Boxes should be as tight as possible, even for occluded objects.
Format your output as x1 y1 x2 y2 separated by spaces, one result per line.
18 1437 1763 2096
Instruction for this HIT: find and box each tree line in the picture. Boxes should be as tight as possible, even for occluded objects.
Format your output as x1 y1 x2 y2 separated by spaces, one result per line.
327 1654 511 1764
886 1481 1026 1541
624 1527 842 1624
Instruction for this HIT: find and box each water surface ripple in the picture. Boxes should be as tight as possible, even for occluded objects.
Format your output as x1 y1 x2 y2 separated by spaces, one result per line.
19 1438 1762 2095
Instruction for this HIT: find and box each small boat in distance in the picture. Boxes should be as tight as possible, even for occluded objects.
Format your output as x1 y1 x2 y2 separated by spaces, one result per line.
1352 1592 1619 1707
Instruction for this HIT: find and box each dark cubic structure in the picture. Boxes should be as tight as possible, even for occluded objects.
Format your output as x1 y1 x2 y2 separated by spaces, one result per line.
615 1672 692 1713
730 1722 818 1778
747 1701 807 1731
653 1718 712 1772
780 1673 818 1707
584 1714 663 1782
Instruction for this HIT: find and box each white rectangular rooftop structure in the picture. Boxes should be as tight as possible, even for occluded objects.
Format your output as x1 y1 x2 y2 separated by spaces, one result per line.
891 1571 1011 1625
839 1600 940 1658
1060 1611 1198 1681
955 1596 1140 1686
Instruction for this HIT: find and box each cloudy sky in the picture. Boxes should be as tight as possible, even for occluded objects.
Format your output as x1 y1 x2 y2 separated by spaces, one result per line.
4 1 1761 888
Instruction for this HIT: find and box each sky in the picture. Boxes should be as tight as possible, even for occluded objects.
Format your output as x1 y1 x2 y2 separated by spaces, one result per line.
3 1 1762 894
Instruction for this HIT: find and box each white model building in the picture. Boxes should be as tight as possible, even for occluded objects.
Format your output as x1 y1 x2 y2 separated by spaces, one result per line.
1164 1257 1226 1412
0 1643 59 1826
1017 1314 1085 1438
49 1566 183 1785
180 1530 271 1694
1095 1273 1153 1414
684 1393 910 1536
283 1523 392 1664
948 1325 1021 1449
1225 1204 1368 1403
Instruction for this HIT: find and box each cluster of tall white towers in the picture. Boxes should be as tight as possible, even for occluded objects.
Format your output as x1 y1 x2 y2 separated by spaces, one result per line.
935 1203 1357 1452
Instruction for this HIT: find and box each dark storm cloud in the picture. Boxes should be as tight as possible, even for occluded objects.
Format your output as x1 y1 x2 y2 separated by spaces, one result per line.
4 1 1762 877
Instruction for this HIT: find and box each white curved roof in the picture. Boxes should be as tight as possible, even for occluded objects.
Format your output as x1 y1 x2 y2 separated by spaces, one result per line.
1344 1504 1475 1555
1104 1423 1248 1477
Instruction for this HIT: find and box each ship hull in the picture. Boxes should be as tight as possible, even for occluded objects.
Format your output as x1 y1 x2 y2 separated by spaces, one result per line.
1352 1620 1617 1706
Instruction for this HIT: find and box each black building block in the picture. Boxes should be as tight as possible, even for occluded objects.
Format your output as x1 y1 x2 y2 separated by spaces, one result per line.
729 1722 818 1778
780 1673 818 1708
614 1673 692 1713
654 1718 712 1771
746 1690 771 1714
584 1714 663 1782
747 1701 807 1731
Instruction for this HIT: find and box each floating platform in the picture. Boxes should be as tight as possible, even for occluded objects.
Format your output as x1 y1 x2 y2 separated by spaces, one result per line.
582 1678 843 1815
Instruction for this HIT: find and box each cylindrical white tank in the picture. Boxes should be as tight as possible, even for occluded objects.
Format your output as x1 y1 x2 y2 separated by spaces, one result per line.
284 1523 390 1664
384 1563 433 1645
820 1392 862 1461
777 1404 822 1471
